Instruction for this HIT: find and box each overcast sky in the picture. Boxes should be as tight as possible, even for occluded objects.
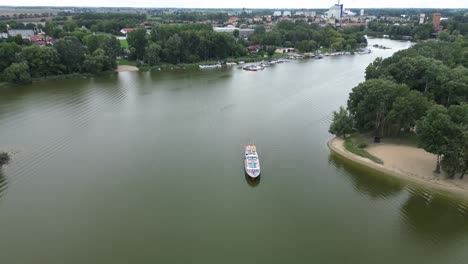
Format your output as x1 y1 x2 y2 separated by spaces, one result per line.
4 0 468 9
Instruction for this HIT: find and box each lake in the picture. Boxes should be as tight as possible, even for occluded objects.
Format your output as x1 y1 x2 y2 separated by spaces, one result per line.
1 38 468 264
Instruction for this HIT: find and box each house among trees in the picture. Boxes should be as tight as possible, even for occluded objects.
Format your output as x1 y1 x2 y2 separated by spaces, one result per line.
227 17 239 25
275 47 296 53
29 34 55 46
247 45 261 53
120 28 136 35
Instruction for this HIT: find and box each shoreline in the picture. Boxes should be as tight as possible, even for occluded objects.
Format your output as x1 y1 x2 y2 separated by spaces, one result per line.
116 65 139 72
327 137 468 199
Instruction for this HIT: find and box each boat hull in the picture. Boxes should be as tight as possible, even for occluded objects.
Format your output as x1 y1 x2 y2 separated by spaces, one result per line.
244 145 261 178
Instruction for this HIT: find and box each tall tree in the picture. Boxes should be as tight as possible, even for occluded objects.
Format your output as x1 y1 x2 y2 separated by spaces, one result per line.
387 90 432 135
329 106 354 139
3 62 31 84
127 28 148 60
83 48 111 74
416 105 458 174
0 42 21 73
144 43 162 66
22 46 63 77
54 36 85 73
102 37 121 70
347 79 409 138
162 34 183 64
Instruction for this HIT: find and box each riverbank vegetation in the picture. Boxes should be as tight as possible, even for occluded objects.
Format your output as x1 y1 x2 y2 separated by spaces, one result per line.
343 136 383 164
367 13 468 40
330 34 468 179
0 14 368 83
367 21 434 40
248 20 367 52
0 34 121 84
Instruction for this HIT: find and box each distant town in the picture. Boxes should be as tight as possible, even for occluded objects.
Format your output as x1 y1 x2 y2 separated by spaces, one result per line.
0 4 463 44
0 3 466 84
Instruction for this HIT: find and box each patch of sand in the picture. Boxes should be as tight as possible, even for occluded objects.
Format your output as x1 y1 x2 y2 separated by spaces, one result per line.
328 137 468 196
117 65 139 72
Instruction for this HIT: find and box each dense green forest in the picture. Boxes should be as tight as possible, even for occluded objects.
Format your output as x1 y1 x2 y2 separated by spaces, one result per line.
149 12 229 23
367 14 468 40
73 12 147 34
249 20 367 52
367 21 434 40
133 24 246 64
329 35 468 179
0 34 121 83
0 16 370 82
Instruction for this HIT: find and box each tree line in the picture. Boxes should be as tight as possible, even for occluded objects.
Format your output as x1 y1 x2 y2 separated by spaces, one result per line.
152 12 229 23
126 24 247 65
367 21 434 40
1 13 374 83
329 36 468 179
72 12 147 35
248 20 367 52
0 34 121 84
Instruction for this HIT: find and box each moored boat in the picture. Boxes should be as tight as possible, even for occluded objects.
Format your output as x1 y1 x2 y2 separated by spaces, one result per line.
243 65 264 71
260 61 274 67
244 145 261 178
199 63 222 69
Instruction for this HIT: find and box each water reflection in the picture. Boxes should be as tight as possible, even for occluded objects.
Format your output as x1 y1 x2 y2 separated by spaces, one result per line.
0 170 7 200
245 173 260 187
328 153 404 199
329 153 468 242
400 188 468 242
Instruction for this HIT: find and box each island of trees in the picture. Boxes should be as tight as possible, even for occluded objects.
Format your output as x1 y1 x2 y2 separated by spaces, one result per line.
329 34 468 179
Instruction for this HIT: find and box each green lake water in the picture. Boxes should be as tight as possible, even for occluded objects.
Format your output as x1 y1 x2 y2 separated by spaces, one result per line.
1 38 468 264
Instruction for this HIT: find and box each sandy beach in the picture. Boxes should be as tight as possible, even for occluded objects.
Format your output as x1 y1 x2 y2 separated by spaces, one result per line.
328 137 468 195
117 65 139 72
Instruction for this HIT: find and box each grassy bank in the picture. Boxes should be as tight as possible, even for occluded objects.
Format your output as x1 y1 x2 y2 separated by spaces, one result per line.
117 59 137 66
119 39 128 48
343 136 384 164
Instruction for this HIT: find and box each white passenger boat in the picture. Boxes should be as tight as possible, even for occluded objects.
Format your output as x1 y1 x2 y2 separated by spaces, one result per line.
243 65 264 71
244 145 260 178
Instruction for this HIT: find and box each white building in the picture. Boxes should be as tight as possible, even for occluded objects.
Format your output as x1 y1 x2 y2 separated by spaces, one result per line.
328 5 342 19
343 10 355 16
295 11 305 16
283 11 291 17
360 9 364 16
419 14 426 24
273 11 282 17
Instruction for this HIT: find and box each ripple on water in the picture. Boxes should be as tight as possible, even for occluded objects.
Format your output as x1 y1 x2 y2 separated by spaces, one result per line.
1 78 131 191
400 186 468 246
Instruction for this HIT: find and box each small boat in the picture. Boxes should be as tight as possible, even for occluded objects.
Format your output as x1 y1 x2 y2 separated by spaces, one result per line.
243 65 264 71
244 145 261 178
356 48 372 55
260 61 273 67
275 58 291 63
199 63 222 69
